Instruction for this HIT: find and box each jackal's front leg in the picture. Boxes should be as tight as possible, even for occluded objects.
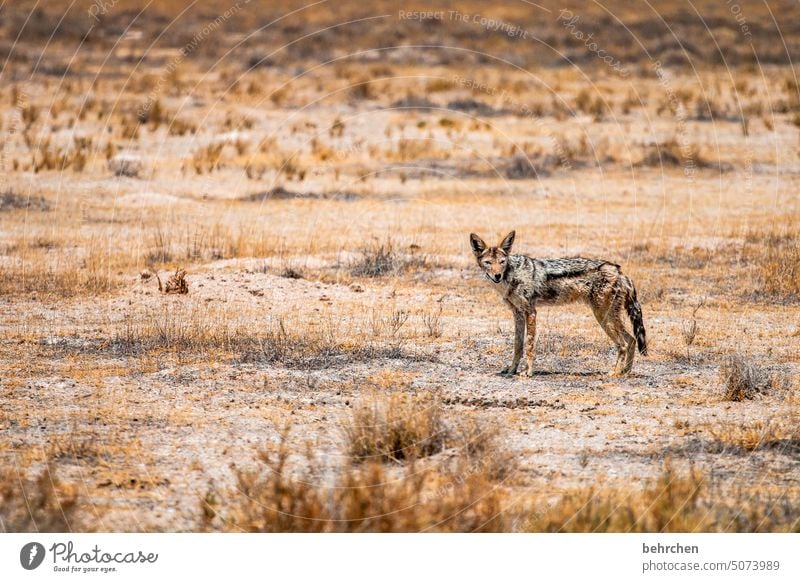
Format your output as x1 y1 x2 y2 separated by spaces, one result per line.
501 310 525 375
522 309 537 377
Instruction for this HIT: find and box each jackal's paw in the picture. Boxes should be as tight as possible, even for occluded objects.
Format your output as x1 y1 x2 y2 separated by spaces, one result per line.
522 367 536 378
499 365 518 376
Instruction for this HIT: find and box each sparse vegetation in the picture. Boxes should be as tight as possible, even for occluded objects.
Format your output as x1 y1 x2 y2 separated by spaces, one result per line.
350 240 429 278
0 189 50 211
745 230 800 302
720 354 776 401
2 0 799 533
709 417 800 456
202 420 514 532
523 463 798 532
345 393 449 462
0 462 80 533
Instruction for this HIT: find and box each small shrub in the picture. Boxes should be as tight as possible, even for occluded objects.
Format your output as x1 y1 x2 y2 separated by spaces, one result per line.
709 418 800 455
720 354 772 401
191 143 224 174
0 462 80 532
350 240 399 277
108 154 142 178
201 423 516 532
747 231 800 302
421 305 444 338
0 190 50 211
522 463 797 532
350 240 428 278
345 393 449 462
280 266 304 279
0 244 121 297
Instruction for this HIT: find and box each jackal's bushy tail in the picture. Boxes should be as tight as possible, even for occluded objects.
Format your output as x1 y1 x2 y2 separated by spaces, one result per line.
624 279 648 355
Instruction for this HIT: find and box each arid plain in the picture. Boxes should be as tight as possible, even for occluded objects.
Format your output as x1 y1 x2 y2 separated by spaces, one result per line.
1 0 799 531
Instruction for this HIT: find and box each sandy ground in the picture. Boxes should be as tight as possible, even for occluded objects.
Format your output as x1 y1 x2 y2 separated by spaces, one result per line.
1 25 799 528
3 208 798 529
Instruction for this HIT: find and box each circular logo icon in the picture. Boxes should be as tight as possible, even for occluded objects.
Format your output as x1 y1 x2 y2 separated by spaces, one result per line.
20 542 46 570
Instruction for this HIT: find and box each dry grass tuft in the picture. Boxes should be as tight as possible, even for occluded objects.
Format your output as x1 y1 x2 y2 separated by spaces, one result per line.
105 306 424 369
0 462 80 532
523 463 798 532
349 239 428 278
709 418 800 456
745 230 800 302
0 245 122 298
0 189 51 211
720 354 774 401
201 423 515 532
345 393 449 463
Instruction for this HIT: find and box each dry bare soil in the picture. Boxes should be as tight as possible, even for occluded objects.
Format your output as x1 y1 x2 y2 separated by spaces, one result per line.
1 0 799 532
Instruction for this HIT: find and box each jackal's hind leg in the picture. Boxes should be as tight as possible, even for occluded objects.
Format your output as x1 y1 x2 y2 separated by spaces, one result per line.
592 302 635 376
501 310 525 375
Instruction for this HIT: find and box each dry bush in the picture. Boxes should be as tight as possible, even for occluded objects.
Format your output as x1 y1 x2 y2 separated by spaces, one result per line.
388 138 452 162
350 239 428 278
504 154 546 179
120 116 140 140
168 117 196 136
451 416 516 482
709 418 800 455
107 306 419 369
32 137 91 173
190 143 225 174
137 99 169 128
0 462 80 533
368 307 410 337
279 265 304 279
637 138 715 169
350 241 398 277
278 155 306 181
744 230 800 302
201 423 516 532
0 189 50 211
108 154 143 178
720 354 775 401
0 245 122 298
421 304 444 338
345 393 449 462
523 463 798 532
574 89 607 120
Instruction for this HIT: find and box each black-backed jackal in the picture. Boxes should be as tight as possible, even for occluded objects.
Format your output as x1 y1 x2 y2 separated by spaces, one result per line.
470 231 647 376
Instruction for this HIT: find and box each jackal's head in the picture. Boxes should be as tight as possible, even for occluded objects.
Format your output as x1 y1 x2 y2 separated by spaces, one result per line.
469 231 515 283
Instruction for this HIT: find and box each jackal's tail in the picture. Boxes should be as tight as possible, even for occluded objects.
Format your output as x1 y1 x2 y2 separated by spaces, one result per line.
624 278 648 355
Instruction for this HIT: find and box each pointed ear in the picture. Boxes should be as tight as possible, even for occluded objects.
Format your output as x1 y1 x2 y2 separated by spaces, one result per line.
499 230 516 254
469 233 487 256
